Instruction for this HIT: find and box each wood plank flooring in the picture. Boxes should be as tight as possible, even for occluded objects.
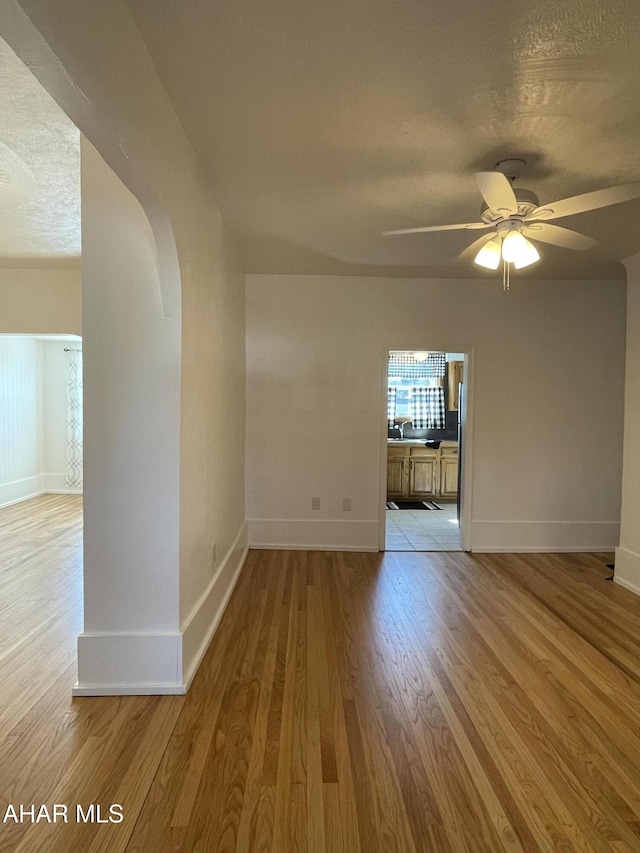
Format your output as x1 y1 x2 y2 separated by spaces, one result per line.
2 497 640 851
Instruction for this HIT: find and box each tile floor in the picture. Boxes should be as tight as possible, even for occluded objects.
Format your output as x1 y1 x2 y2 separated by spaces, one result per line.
385 502 461 551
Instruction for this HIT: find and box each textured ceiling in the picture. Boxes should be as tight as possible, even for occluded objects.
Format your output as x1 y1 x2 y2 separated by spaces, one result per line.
126 0 640 279
0 37 80 263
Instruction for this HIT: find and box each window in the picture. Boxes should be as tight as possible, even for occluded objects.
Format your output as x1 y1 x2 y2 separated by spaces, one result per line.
387 351 447 430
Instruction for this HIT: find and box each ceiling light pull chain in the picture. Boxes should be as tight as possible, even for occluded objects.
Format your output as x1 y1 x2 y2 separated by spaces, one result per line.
502 259 510 292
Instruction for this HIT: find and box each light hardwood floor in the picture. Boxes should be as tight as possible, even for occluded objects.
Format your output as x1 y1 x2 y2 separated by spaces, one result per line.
2 496 640 851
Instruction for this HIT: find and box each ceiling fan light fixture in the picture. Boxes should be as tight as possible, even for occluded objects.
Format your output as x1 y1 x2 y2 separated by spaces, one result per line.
474 239 502 270
501 230 528 263
512 238 540 269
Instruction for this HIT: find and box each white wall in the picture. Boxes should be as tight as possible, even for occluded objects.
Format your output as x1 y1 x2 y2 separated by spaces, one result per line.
246 274 626 552
0 336 42 506
79 138 181 690
615 254 640 593
0 336 83 507
42 339 82 492
0 267 81 335
3 0 247 692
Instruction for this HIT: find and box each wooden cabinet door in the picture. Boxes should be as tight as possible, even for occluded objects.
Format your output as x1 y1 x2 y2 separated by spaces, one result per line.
409 457 436 497
439 456 459 499
447 361 464 411
387 457 407 497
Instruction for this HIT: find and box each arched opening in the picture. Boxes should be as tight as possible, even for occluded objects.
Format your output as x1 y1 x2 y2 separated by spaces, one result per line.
1 3 184 693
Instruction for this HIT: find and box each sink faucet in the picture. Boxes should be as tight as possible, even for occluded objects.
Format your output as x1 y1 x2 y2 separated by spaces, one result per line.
398 420 411 439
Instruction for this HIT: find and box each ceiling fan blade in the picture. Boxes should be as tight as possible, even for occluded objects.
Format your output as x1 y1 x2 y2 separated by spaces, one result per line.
455 233 495 263
524 223 596 250
383 222 489 236
529 181 640 221
476 172 518 215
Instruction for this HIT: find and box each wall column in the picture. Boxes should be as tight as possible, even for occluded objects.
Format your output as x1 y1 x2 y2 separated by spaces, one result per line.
75 138 182 694
615 255 640 594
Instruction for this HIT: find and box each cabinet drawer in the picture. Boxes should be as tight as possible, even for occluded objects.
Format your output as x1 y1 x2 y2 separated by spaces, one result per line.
387 445 409 457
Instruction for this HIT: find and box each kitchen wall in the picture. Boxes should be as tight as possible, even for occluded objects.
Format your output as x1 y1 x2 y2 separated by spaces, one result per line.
246 274 626 552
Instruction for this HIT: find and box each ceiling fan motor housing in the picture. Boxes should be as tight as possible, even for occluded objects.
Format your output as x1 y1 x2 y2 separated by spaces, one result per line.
480 187 540 223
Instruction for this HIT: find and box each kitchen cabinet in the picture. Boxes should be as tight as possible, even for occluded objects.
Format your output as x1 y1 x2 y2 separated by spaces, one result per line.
386 452 407 497
386 443 457 500
447 360 464 411
439 449 459 500
409 454 437 498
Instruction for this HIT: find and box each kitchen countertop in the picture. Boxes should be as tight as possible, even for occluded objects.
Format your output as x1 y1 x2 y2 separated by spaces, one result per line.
387 439 458 448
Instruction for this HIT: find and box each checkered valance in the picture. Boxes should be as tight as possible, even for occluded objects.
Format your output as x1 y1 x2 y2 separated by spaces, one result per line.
388 352 446 380
410 387 446 429
387 387 397 428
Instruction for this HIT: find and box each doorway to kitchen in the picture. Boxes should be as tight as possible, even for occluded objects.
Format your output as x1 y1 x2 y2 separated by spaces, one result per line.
384 350 464 552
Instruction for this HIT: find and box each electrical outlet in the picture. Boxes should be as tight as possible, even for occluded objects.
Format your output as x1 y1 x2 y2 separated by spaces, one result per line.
311 496 321 510
342 498 352 511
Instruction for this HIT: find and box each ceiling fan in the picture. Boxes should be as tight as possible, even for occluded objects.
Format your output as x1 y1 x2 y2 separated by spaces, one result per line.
383 158 640 274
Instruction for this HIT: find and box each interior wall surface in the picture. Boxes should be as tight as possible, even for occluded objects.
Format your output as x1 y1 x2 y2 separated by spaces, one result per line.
0 267 81 335
616 254 640 594
42 338 82 493
79 138 182 692
0 336 41 506
246 274 626 552
0 336 83 505
3 0 247 690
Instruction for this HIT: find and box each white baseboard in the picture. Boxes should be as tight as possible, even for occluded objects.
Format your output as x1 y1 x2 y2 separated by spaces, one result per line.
251 543 379 552
614 546 640 597
0 475 44 508
43 472 83 493
72 523 248 696
469 520 619 553
0 474 83 508
73 631 183 695
73 682 186 696
181 522 248 690
248 517 617 554
248 518 379 552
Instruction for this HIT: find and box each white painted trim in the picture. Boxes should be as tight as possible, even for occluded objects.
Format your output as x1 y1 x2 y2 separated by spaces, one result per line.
73 631 182 695
75 524 251 696
378 349 389 551
469 520 619 552
0 475 82 508
378 343 475 553
73 682 186 696
613 575 640 597
248 518 379 552
471 519 621 525
472 546 618 554
250 543 379 553
614 546 640 597
0 475 44 508
459 351 475 553
181 522 248 690
43 473 83 493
